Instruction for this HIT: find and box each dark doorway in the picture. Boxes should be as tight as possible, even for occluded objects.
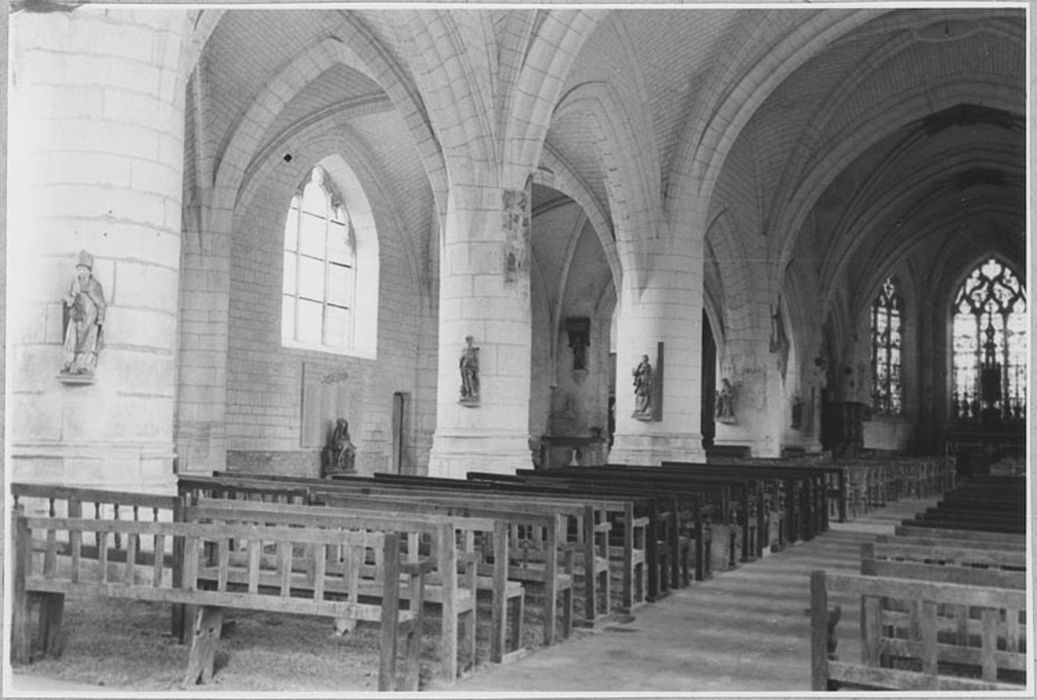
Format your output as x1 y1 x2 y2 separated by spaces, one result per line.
392 392 409 474
701 310 717 448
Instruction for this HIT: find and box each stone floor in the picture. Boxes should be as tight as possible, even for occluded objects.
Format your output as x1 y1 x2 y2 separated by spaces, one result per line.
438 497 939 695
6 497 938 697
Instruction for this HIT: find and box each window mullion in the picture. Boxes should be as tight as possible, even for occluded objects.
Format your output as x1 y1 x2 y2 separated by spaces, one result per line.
323 198 331 346
294 207 303 342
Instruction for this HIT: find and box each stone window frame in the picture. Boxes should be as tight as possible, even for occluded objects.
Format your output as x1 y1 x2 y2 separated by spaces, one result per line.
281 164 369 357
950 257 1028 424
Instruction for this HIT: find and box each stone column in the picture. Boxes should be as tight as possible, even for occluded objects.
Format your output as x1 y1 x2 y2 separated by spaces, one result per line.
8 9 188 492
609 229 706 465
428 180 534 478
714 331 787 458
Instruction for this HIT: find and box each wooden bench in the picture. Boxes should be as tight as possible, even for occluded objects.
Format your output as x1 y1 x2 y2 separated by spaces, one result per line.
350 472 640 618
894 525 1026 548
313 490 569 646
194 473 584 635
478 470 692 595
658 461 828 545
10 505 430 691
360 473 615 626
868 537 1026 571
859 544 1028 590
181 493 511 680
876 534 1026 553
810 570 1027 690
525 465 744 569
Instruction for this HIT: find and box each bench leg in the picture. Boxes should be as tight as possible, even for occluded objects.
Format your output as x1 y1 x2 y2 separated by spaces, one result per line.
490 586 505 663
38 592 66 659
182 605 222 687
561 585 574 639
401 615 422 692
510 590 525 653
462 607 476 675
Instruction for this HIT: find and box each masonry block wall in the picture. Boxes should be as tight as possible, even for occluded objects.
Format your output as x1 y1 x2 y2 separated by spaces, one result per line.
224 148 433 477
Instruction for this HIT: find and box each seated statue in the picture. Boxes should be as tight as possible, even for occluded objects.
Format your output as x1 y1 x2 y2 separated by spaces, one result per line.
321 418 356 478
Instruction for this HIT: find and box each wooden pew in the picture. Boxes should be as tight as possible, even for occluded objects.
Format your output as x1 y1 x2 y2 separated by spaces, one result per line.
810 570 1026 690
877 533 1026 552
312 490 571 646
868 536 1026 571
859 544 1027 590
9 504 430 691
365 472 651 612
11 482 179 562
893 525 1026 548
523 465 751 567
199 472 613 627
179 486 505 680
476 469 699 591
658 461 829 544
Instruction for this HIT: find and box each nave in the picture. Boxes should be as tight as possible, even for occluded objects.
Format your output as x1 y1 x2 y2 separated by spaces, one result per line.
442 497 940 694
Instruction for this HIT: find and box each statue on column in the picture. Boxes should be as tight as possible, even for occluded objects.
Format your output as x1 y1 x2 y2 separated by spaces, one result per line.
459 335 480 405
60 249 106 378
632 354 653 418
715 378 736 424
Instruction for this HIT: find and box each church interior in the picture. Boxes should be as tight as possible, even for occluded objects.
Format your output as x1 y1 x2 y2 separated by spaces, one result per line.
4 3 1031 695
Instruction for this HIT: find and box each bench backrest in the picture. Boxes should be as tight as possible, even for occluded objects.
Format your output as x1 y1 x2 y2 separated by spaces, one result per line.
13 507 428 620
811 570 1027 691
867 538 1026 570
894 525 1026 546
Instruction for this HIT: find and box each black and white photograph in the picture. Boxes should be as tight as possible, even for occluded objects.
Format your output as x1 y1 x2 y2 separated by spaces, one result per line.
2 1 1032 697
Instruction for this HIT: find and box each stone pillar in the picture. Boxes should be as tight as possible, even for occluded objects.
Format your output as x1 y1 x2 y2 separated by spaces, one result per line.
609 230 706 465
715 334 787 458
8 9 188 492
428 180 533 478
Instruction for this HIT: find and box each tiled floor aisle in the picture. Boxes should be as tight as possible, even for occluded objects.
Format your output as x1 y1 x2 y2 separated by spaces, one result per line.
440 497 940 695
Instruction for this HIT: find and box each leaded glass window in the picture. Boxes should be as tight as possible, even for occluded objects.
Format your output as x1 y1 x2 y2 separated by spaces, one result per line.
952 258 1027 426
282 166 357 351
870 277 902 415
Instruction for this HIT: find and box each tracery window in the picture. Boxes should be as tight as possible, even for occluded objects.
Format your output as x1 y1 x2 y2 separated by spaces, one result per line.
951 258 1027 426
870 277 902 415
282 166 356 351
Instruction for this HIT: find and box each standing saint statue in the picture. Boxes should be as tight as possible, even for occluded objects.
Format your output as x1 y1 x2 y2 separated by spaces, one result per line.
632 354 653 417
715 378 736 423
459 335 480 404
61 249 106 376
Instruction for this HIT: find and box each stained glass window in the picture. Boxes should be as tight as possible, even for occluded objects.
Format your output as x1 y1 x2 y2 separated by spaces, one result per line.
952 259 1027 426
870 277 902 415
282 166 357 351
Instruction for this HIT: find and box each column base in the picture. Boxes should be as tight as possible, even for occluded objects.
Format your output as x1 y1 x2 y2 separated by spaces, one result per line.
427 431 533 479
608 431 706 466
713 436 781 459
9 442 178 494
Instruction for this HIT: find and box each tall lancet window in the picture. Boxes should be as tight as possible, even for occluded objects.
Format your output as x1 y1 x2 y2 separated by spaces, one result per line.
282 166 357 351
952 258 1027 427
870 277 902 415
